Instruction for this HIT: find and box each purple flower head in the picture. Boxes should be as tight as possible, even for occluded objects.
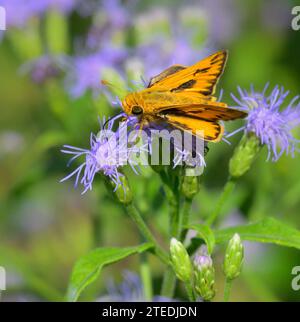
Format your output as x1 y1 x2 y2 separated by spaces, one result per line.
231 84 300 161
68 47 127 98
60 114 145 194
21 55 68 84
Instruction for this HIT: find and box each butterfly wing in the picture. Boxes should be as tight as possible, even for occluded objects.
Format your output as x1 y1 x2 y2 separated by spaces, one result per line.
158 102 247 122
148 50 227 100
161 113 224 142
157 102 246 142
147 65 186 88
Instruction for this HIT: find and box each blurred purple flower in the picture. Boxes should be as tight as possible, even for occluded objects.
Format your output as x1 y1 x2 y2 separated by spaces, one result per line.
0 0 77 27
44 0 77 13
68 48 127 98
231 84 300 161
98 271 174 302
60 115 144 194
21 55 68 84
0 0 45 27
101 0 130 30
86 0 131 50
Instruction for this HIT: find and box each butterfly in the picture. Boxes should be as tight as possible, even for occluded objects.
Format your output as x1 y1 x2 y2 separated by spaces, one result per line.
121 50 247 142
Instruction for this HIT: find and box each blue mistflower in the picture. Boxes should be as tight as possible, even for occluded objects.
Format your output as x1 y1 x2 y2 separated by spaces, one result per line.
231 84 300 161
60 115 146 194
68 48 127 98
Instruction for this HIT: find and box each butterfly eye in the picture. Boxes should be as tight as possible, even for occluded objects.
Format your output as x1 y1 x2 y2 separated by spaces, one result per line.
132 105 143 115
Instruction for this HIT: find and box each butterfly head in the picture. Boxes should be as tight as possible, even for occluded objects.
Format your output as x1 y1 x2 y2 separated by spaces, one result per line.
122 93 144 117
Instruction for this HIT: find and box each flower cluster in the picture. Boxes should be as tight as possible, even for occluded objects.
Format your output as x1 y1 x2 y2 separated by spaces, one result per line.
60 114 147 194
231 84 300 161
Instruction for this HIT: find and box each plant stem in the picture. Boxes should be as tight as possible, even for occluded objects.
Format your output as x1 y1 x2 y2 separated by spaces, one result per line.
124 203 169 265
160 184 180 297
206 179 236 227
169 190 180 238
180 198 193 241
223 278 233 302
185 281 196 302
140 256 153 301
161 268 177 298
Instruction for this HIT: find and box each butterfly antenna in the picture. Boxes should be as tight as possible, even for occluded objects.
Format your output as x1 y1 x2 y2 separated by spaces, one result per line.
101 79 127 97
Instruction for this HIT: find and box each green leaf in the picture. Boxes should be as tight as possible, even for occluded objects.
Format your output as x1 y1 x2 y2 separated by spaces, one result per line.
66 243 153 302
215 217 300 249
187 224 215 254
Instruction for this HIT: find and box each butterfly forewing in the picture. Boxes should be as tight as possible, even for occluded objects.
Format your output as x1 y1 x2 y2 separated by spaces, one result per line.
149 50 228 99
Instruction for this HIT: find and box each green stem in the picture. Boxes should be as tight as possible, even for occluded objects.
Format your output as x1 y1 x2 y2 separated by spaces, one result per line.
169 190 180 238
223 278 233 302
160 183 180 297
124 203 169 265
180 198 193 241
161 268 177 298
140 256 153 301
206 179 236 227
185 281 196 302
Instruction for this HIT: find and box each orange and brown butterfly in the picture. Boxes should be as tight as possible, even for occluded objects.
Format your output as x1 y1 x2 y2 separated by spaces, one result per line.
120 50 247 142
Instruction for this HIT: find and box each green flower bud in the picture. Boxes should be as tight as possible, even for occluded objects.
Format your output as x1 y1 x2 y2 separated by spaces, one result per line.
193 246 216 301
229 134 261 178
115 175 133 205
223 233 244 280
170 238 192 282
105 174 133 205
181 169 200 200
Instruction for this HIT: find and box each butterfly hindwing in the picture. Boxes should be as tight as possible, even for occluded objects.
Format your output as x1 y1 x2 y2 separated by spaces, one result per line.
158 102 247 122
160 113 224 142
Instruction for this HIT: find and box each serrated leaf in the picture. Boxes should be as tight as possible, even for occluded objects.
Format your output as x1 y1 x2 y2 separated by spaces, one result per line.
187 224 215 254
215 217 300 249
66 243 153 302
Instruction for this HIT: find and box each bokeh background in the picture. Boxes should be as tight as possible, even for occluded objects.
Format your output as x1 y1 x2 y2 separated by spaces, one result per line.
0 0 300 301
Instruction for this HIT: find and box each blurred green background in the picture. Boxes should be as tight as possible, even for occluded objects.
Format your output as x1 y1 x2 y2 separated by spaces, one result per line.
0 0 300 301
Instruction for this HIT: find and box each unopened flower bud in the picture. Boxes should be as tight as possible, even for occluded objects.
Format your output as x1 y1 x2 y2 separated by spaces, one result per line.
229 134 261 178
223 233 244 280
181 170 200 200
193 246 215 301
105 174 133 205
170 238 192 282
